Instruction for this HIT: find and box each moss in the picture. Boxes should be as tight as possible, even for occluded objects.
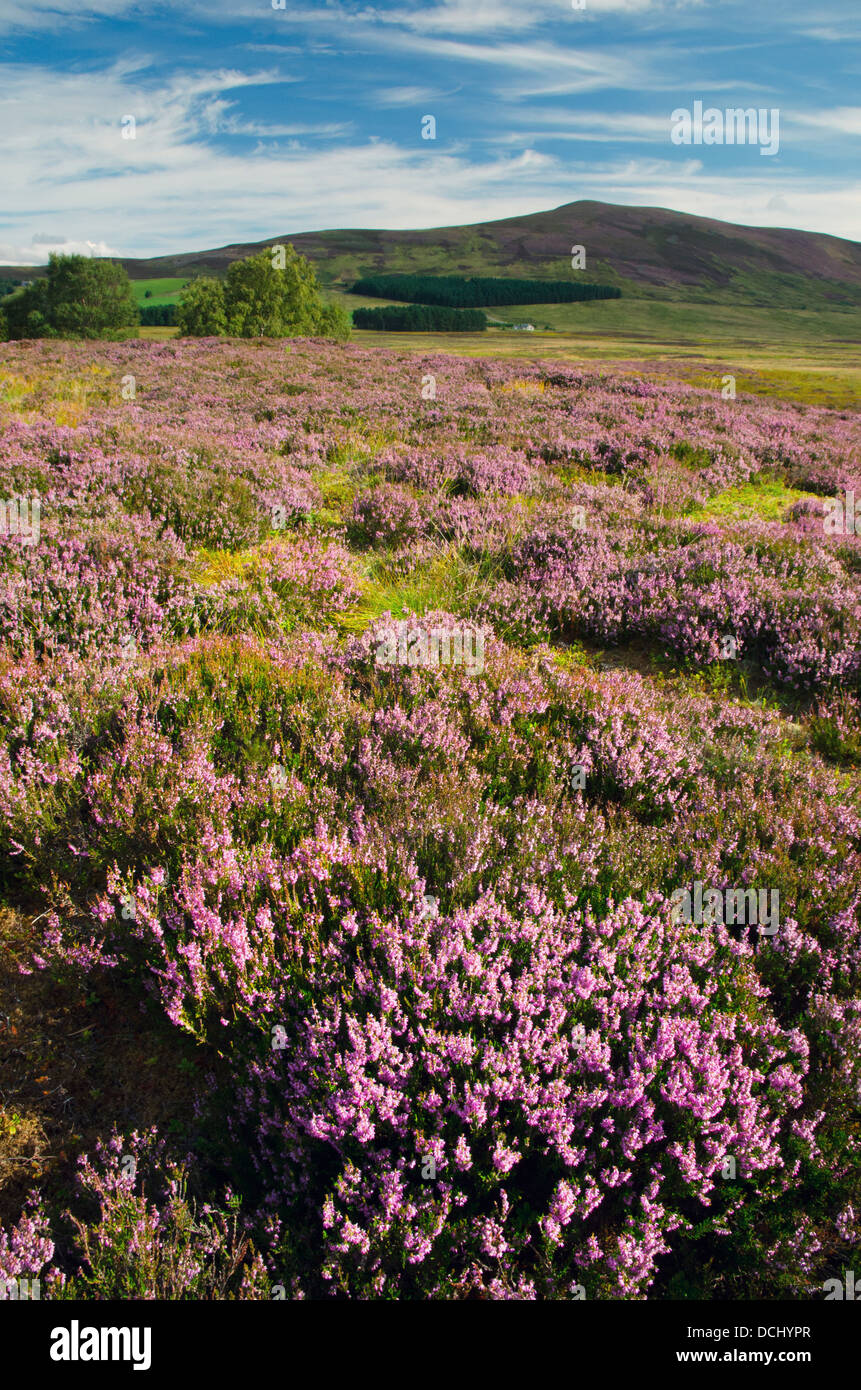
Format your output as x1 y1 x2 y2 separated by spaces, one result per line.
686 478 819 523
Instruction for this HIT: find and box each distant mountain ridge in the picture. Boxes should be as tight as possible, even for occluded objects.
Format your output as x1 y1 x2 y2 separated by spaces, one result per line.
3 201 861 307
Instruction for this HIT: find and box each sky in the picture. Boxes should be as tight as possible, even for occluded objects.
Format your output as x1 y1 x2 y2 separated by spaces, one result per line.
0 0 858 263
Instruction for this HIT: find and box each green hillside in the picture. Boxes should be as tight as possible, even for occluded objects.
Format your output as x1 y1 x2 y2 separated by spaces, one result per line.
7 200 857 314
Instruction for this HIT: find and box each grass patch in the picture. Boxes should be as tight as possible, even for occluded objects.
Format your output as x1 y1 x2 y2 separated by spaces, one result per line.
686 478 819 523
682 366 861 410
323 424 400 468
307 469 360 528
131 278 188 307
335 546 491 635
187 547 253 586
0 363 116 422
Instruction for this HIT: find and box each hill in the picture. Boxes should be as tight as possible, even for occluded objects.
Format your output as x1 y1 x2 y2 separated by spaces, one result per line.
2 201 860 308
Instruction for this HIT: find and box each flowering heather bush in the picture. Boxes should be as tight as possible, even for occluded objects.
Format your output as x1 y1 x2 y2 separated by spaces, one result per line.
483 520 861 689
1 338 860 1301
0 1202 59 1295
347 483 424 549
57 1131 267 1300
239 880 812 1298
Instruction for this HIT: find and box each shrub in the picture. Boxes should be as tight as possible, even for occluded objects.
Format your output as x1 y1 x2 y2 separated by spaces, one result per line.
178 251 350 341
3 255 138 340
176 278 228 337
346 484 424 548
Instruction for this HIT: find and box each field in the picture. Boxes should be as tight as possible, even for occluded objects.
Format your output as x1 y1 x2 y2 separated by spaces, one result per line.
133 272 861 407
142 291 861 410
475 297 861 352
130 276 187 308
1 335 860 1300
337 289 861 352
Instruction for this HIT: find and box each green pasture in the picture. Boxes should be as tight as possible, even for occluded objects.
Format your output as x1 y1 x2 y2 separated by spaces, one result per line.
131 277 188 307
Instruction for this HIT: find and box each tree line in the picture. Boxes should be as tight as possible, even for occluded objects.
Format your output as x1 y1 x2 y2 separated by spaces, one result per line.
349 273 622 307
0 248 351 341
140 304 178 326
352 304 487 331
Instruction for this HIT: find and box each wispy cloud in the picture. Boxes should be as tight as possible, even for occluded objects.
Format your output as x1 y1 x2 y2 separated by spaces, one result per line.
373 86 444 107
0 0 137 34
0 1 856 254
790 106 861 136
365 33 640 88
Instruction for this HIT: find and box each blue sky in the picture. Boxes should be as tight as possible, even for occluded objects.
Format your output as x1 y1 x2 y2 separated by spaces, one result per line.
0 0 858 262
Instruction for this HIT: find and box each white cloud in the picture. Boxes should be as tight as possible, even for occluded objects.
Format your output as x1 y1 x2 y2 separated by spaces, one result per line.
384 0 694 35
243 43 305 54
372 33 638 83
0 0 138 33
0 237 118 263
790 106 861 136
0 55 858 267
492 109 674 141
373 86 441 107
270 0 703 37
391 0 546 34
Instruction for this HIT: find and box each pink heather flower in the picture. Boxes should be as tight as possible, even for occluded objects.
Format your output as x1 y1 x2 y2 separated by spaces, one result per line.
479 1217 509 1260
836 1205 858 1242
492 1140 521 1174
454 1136 473 1171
